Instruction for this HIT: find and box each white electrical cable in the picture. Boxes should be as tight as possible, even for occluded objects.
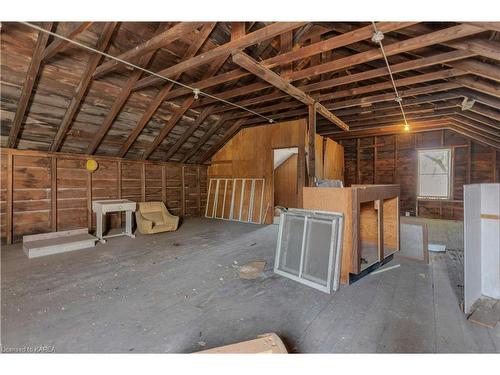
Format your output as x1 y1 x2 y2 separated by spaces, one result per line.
21 22 274 123
371 22 410 129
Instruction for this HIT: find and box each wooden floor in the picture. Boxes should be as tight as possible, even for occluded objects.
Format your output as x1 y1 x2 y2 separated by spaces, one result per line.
1 218 499 353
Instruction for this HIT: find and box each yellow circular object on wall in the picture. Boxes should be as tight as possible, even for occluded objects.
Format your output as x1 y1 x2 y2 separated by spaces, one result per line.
86 159 98 172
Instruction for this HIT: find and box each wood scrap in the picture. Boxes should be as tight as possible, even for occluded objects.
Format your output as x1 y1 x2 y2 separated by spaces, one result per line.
239 261 266 280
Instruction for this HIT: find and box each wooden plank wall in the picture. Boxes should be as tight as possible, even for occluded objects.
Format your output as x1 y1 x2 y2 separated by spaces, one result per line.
339 129 499 220
0 148 208 245
208 119 308 224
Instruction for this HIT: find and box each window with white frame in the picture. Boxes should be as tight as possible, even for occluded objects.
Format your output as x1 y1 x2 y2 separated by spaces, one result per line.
417 148 451 199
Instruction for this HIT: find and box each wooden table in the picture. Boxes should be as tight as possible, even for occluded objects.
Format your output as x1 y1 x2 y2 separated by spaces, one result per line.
92 199 136 243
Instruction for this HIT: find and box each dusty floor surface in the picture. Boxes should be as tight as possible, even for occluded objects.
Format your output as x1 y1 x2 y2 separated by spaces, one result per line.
1 218 499 353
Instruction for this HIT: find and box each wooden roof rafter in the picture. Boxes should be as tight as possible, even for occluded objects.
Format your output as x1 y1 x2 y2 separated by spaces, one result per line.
132 22 306 91
231 51 349 130
7 21 53 148
92 22 205 78
2 22 499 160
117 22 218 158
42 22 93 61
50 22 117 152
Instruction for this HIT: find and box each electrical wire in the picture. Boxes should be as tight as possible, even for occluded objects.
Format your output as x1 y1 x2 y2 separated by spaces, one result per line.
371 21 410 129
20 21 274 123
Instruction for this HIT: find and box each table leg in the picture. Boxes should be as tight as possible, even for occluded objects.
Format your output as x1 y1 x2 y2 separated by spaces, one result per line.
96 212 106 244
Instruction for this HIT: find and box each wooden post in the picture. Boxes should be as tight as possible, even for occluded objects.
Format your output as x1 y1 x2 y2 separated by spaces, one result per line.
117 160 122 227
197 166 202 215
161 165 167 203
87 171 92 231
374 136 378 184
181 166 186 217
6 152 13 245
356 139 361 184
467 139 472 184
117 161 122 199
308 103 316 186
394 135 399 183
376 199 384 261
141 163 146 201
492 149 497 183
51 156 57 232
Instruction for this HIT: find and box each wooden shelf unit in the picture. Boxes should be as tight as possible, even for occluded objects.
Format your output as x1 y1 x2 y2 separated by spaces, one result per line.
303 184 400 284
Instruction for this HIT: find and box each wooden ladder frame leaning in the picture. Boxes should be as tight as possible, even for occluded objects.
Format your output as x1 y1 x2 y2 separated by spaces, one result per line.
205 178 265 224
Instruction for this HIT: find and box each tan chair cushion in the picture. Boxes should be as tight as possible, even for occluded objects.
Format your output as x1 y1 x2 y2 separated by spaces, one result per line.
136 201 179 235
141 211 164 226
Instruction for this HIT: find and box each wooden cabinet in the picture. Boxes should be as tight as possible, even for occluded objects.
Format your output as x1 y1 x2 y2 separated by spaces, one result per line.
303 184 400 284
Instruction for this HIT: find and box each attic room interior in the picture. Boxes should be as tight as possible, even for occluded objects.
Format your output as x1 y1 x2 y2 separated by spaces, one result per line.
1 1 500 366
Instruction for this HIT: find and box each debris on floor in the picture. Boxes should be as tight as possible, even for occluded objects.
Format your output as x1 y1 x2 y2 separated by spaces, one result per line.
371 264 401 275
467 298 500 328
428 243 446 252
239 261 266 280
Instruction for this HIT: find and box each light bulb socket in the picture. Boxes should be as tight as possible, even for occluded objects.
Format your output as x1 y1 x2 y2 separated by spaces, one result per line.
193 88 201 100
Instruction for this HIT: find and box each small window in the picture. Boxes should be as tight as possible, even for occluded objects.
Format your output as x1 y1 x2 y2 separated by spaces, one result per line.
417 148 451 199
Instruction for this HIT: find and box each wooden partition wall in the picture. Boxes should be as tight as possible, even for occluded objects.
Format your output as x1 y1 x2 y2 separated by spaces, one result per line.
0 148 208 245
339 129 499 220
208 119 345 224
208 119 308 224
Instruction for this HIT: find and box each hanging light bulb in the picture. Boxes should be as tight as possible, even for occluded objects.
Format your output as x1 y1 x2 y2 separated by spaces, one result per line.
403 123 410 132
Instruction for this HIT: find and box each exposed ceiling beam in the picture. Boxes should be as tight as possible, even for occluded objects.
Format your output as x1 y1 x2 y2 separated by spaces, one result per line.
447 38 500 61
464 22 500 33
200 118 247 163
42 22 93 61
86 24 174 155
287 24 485 82
162 22 417 104
327 118 500 150
7 22 53 148
232 51 349 130
116 23 217 158
459 89 500 109
86 52 156 155
181 116 227 163
452 76 500 98
163 105 216 161
223 78 464 124
142 56 227 159
93 22 205 78
133 22 306 90
327 119 451 139
239 82 464 126
198 49 474 112
264 22 417 70
162 23 245 161
142 97 195 159
50 22 117 152
447 59 500 83
468 103 500 122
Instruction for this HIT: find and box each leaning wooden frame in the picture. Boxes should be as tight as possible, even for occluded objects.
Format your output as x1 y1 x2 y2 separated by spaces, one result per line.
205 178 266 224
274 208 344 294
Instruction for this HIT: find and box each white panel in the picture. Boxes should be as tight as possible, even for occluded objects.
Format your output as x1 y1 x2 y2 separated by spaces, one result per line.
480 183 500 299
464 184 482 314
